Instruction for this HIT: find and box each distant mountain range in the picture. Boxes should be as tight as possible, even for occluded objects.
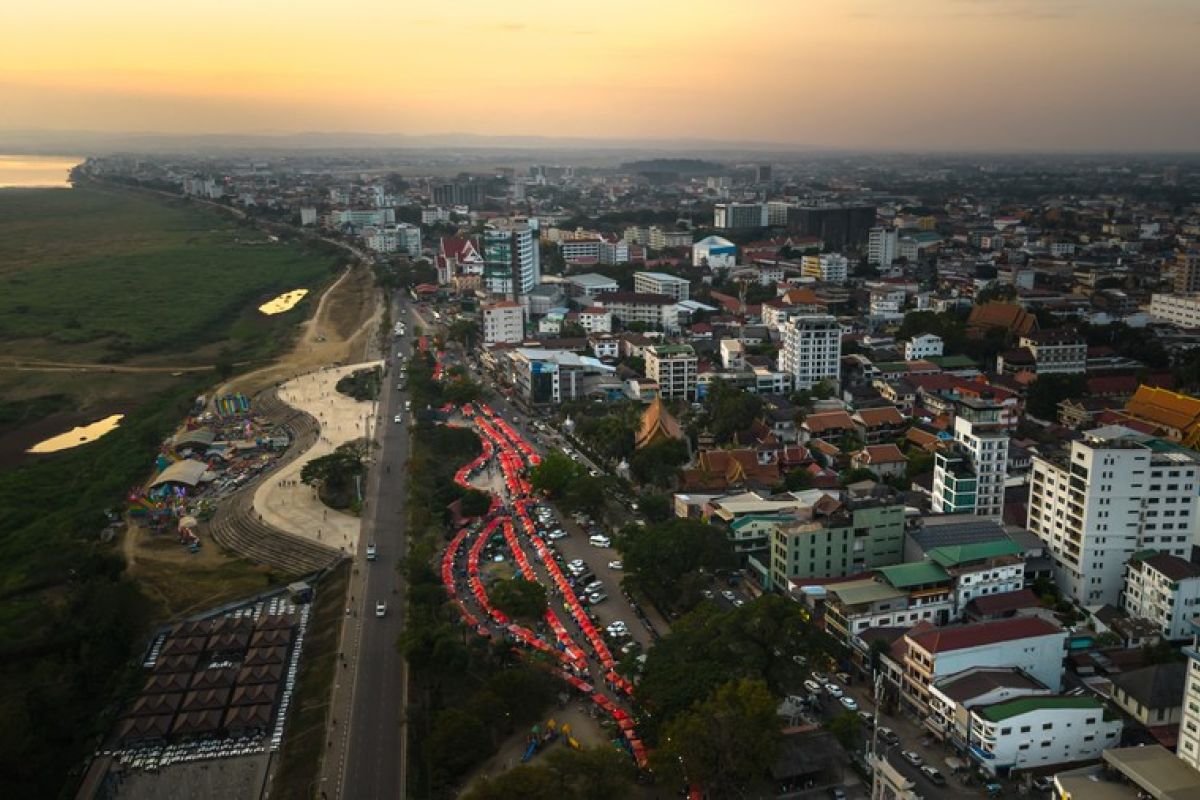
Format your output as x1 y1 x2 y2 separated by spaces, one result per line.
0 129 823 158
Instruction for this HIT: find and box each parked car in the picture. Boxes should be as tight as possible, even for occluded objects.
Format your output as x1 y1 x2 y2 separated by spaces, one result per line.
858 710 874 728
878 727 900 746
839 696 858 711
920 766 945 785
366 542 377 561
829 788 847 800
1032 776 1053 792
375 601 387 618
721 590 737 602
589 535 611 548
587 592 608 604
803 679 822 694
824 683 844 699
811 671 829 685
608 560 623 570
901 750 923 767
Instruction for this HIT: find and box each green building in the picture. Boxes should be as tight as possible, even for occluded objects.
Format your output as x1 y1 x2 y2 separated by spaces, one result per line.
768 499 906 591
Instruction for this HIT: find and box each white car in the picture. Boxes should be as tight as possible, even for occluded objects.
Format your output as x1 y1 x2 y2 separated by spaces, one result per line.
840 696 859 711
394 414 402 424
589 535 611 548
587 592 608 604
568 559 585 569
825 683 844 699
366 543 377 561
375 601 387 618
607 560 623 570
803 679 822 694
722 590 737 602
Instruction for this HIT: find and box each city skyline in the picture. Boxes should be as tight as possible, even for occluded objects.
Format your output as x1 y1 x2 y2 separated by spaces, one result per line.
5 0 1200 152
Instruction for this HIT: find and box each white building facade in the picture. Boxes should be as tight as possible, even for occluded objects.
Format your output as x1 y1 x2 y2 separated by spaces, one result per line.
904 333 944 361
645 344 698 400
633 271 691 301
931 396 1010 519
482 301 525 344
777 315 841 390
1121 551 1200 641
1027 426 1200 606
968 697 1120 776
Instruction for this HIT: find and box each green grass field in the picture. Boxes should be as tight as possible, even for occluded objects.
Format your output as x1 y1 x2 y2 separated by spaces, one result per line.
0 185 337 362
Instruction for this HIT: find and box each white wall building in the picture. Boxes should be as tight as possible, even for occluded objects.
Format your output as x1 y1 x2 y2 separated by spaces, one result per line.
904 333 944 361
777 315 841 390
595 292 680 333
720 339 745 370
645 344 698 400
968 696 1120 776
869 287 906 318
1180 642 1200 770
648 227 693 250
634 271 691 301
299 207 318 226
714 202 767 230
1122 551 1200 641
482 301 525 344
800 254 849 284
931 395 1010 519
868 226 898 266
575 307 613 334
692 235 737 269
1149 293 1200 328
1027 425 1200 606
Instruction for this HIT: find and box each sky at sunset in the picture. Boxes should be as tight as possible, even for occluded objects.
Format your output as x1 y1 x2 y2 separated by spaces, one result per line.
4 0 1199 151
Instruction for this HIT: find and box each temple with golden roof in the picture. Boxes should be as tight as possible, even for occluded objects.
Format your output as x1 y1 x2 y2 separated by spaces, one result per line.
635 397 685 450
1123 385 1200 448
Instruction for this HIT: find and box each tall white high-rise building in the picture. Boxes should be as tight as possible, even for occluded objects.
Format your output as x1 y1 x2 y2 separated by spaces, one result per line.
868 226 898 266
1027 425 1200 606
777 315 841 390
483 224 541 297
931 395 1010 519
1181 634 1200 769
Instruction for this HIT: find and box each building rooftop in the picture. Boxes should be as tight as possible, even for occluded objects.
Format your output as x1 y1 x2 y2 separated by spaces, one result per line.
976 695 1102 723
927 539 1024 568
1132 551 1200 582
1112 662 1187 712
908 616 1062 655
876 561 949 588
827 578 908 607
933 667 1048 704
636 271 689 283
566 273 619 288
1103 745 1200 800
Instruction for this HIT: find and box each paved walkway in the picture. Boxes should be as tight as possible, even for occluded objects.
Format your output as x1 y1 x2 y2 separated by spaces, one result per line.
252 362 382 553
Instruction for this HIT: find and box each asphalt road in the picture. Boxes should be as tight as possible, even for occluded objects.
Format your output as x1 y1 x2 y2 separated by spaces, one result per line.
341 295 411 800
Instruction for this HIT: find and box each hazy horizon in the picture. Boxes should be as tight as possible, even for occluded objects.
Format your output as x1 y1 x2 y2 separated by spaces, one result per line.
5 0 1200 152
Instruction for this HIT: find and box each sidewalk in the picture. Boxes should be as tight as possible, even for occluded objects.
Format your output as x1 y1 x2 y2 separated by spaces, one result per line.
253 362 382 553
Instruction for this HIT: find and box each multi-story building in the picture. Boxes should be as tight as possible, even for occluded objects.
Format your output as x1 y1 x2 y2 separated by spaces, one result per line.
559 238 603 264
483 224 540 296
897 617 1065 718
714 202 767 230
868 226 898 266
869 287 906 318
926 540 1026 616
595 292 680 333
482 301 525 345
1016 330 1087 374
931 395 1010 518
1027 425 1200 606
787 205 876 249
967 696 1120 776
1175 250 1200 295
768 498 905 588
1149 293 1200 328
800 254 849 284
1180 629 1200 770
563 272 619 302
692 235 736 269
777 315 841 391
507 348 617 405
766 200 792 227
363 223 421 257
903 334 944 361
327 208 395 228
633 271 690 301
1121 551 1200 641
644 344 697 400
575 307 612 334
648 226 693 250
926 667 1050 747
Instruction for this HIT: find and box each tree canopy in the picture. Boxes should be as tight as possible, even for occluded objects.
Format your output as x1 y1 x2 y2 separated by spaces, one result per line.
529 449 587 497
489 578 548 621
700 380 763 444
618 518 735 610
463 746 637 800
651 679 781 798
629 438 689 487
1025 373 1088 420
299 441 365 509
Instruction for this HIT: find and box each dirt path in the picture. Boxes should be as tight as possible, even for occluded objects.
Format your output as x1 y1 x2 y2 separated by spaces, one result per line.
0 358 236 374
214 263 382 400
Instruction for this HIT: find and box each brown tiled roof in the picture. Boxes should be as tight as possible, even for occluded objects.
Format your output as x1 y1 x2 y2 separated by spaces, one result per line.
964 588 1042 616
635 397 684 449
855 406 906 427
907 617 1062 655
967 302 1038 336
857 444 907 465
1125 386 1200 437
804 411 856 435
1135 552 1200 581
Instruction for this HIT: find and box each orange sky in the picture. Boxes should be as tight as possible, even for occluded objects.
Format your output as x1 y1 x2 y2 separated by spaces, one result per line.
3 0 1199 150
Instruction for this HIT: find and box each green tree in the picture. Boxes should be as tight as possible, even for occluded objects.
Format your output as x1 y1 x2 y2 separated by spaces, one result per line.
652 679 781 798
530 449 587 497
459 488 493 517
629 438 689 487
702 380 763 444
299 442 365 508
618 518 735 610
564 475 608 514
426 708 493 782
448 318 482 349
826 711 863 752
778 468 813 492
463 746 636 800
1025 373 1088 420
489 578 548 621
840 467 879 486
637 492 672 523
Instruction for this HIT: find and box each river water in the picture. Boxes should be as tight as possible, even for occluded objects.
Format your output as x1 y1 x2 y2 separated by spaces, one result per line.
0 155 83 188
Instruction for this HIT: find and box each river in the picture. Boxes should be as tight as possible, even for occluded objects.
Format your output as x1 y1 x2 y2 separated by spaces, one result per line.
0 155 84 188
